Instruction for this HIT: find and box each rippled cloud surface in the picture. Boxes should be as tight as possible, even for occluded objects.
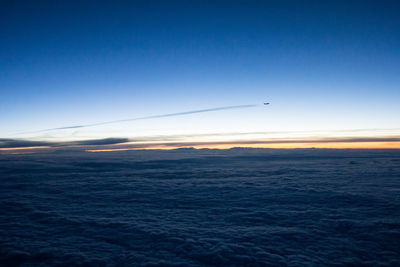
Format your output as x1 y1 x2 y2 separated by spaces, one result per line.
1 149 399 266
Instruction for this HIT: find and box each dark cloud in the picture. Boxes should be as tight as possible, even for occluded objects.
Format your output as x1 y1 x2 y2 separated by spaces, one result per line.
0 138 130 149
0 138 51 148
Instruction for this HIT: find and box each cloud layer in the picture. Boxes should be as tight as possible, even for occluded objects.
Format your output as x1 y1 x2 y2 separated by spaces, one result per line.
0 138 129 149
2 135 400 151
1 149 399 265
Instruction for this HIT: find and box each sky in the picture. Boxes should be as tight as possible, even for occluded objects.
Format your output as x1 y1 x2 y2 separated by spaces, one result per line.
1 0 400 151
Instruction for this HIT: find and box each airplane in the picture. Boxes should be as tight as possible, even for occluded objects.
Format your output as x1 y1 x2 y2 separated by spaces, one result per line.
264 102 270 105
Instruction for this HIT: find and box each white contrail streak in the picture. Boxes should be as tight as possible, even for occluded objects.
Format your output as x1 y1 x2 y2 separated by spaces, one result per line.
17 104 258 134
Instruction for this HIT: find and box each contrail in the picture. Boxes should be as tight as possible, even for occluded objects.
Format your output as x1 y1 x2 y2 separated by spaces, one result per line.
17 104 258 134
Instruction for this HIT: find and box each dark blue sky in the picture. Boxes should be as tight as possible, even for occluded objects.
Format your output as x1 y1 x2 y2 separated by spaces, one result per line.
1 0 399 143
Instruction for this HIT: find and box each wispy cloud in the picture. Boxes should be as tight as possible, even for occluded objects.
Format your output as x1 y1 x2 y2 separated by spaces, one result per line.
0 138 51 148
2 135 400 151
0 138 130 149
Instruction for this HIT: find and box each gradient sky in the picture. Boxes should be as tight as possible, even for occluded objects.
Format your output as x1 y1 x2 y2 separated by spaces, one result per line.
1 0 400 149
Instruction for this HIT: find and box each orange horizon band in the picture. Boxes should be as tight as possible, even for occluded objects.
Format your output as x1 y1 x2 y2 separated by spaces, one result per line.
85 141 400 152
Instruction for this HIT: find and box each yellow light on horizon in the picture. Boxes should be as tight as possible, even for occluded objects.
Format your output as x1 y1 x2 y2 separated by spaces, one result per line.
84 141 400 152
